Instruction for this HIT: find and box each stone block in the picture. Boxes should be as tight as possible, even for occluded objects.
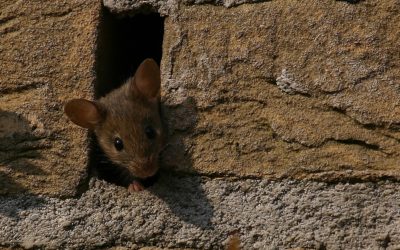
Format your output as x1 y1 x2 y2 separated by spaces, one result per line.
161 1 400 181
0 0 100 196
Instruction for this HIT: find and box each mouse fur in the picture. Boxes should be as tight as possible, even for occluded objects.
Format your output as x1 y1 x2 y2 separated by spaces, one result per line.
65 58 165 191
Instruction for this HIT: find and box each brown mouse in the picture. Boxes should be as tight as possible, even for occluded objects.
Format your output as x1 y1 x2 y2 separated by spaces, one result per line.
64 58 165 192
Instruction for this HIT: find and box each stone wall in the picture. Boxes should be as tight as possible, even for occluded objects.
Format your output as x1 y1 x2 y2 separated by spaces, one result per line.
2 0 398 196
0 0 399 248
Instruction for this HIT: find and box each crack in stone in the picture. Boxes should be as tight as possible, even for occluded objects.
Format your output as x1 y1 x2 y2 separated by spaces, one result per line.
0 82 45 95
333 138 380 151
41 9 73 18
336 0 364 4
270 126 388 154
329 106 400 132
0 15 17 25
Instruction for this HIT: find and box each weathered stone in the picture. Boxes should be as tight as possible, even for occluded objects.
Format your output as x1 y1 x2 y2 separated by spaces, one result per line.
1 177 400 249
102 0 262 15
1 0 399 248
161 0 400 181
0 0 100 196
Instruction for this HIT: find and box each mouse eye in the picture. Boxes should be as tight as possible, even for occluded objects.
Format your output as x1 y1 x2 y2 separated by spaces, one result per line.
114 137 124 151
145 126 156 140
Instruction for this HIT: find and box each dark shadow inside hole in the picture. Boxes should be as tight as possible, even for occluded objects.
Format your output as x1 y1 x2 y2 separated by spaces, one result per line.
95 8 164 98
88 8 164 187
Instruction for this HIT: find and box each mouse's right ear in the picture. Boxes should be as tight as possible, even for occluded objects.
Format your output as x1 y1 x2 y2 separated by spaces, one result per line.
132 58 161 102
64 99 104 130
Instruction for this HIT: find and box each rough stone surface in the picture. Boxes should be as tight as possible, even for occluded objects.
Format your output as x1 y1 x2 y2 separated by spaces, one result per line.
2 0 400 248
0 0 100 196
1 176 400 249
159 0 400 181
102 0 264 15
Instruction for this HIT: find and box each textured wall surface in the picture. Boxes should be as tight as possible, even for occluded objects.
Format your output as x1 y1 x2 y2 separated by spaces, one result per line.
161 0 400 181
1 0 400 249
0 0 100 196
1 177 400 249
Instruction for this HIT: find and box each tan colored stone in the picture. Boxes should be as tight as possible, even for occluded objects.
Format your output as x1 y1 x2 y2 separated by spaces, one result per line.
0 0 100 196
161 1 400 181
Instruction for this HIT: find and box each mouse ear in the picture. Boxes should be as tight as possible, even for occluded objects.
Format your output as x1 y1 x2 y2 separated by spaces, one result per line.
132 58 161 101
64 99 104 130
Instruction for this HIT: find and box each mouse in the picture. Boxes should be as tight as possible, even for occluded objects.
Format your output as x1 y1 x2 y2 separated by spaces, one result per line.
64 58 165 192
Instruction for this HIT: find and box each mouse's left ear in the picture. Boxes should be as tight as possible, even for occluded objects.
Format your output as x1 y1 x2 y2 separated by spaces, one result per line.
132 58 161 102
64 99 104 130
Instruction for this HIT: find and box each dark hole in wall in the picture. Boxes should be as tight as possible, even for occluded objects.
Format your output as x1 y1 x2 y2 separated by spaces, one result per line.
88 8 164 188
95 8 164 98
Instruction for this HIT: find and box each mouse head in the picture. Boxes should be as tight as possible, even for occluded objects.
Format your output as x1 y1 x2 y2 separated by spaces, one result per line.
65 58 165 179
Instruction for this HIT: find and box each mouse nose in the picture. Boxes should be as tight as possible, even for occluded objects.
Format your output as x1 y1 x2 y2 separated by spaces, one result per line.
143 157 158 176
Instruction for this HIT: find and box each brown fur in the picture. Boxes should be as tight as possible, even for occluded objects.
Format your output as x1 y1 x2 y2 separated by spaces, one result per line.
95 79 164 178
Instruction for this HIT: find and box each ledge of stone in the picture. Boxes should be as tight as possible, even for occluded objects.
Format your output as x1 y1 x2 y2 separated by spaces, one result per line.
0 175 399 249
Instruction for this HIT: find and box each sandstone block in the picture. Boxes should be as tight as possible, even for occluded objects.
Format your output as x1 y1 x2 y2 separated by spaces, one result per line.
0 0 100 196
161 1 400 181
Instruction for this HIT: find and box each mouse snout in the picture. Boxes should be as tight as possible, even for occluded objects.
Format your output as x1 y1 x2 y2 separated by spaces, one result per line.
132 157 159 178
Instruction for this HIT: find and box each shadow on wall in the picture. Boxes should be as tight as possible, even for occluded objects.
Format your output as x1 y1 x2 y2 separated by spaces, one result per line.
0 110 46 217
92 8 214 229
152 97 215 229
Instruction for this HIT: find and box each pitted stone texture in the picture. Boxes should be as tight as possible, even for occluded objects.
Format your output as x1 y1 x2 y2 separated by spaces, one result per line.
0 1 100 196
102 0 264 15
0 177 400 249
160 1 400 181
103 0 171 15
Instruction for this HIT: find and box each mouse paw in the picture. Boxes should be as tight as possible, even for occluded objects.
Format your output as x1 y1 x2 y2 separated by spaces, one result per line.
128 181 145 193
